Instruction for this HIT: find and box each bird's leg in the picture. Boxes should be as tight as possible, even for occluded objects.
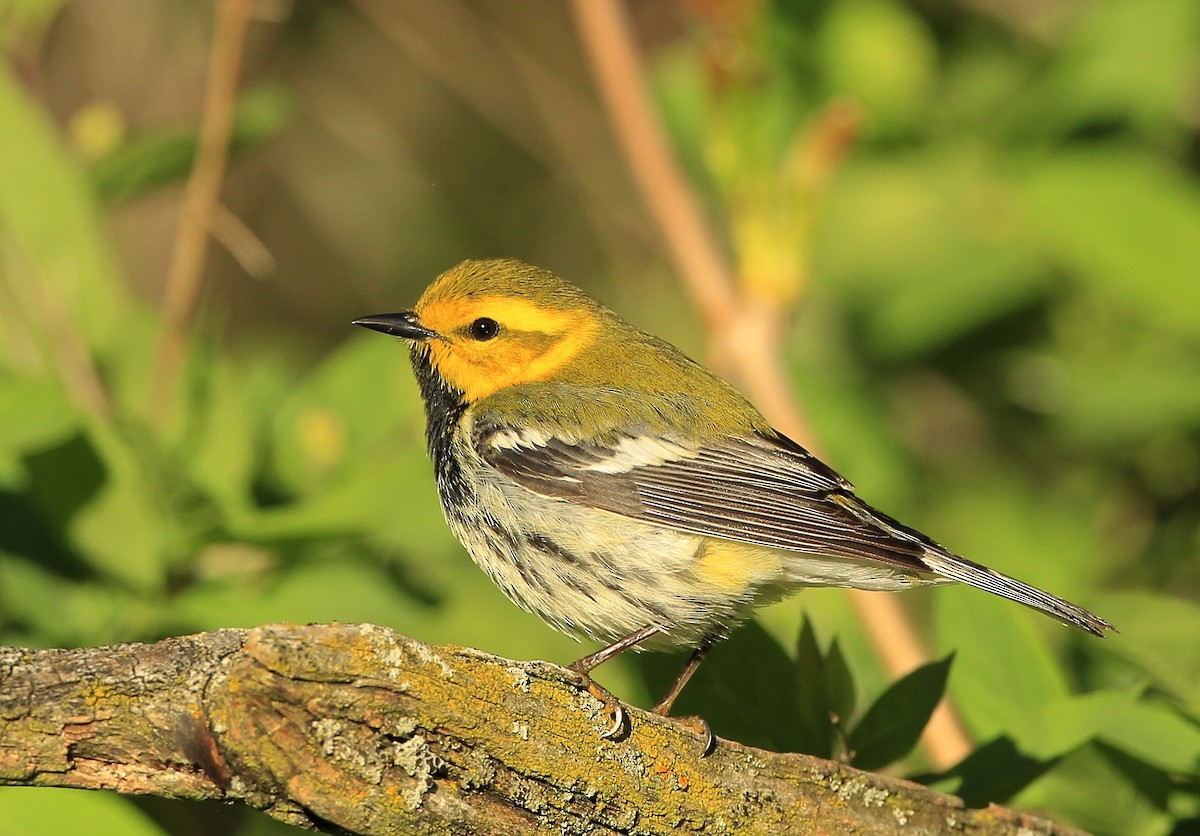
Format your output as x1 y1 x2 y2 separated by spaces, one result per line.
652 636 718 756
568 624 662 740
570 623 662 674
651 640 713 716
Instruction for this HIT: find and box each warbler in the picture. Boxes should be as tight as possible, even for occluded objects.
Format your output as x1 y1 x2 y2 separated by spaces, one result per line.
354 258 1113 744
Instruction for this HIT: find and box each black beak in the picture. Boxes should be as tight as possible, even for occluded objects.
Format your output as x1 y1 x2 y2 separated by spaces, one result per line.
352 311 441 341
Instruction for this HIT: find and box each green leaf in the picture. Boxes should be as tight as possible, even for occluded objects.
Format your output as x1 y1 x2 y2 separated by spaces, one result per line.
1037 0 1197 134
0 557 157 647
90 84 294 204
794 615 834 758
864 248 1045 359
1048 340 1200 447
59 421 182 589
1020 152 1200 338
923 471 1106 595
822 637 856 729
0 378 80 469
268 334 420 496
634 621 814 754
88 132 198 205
920 689 1142 800
1099 698 1200 775
184 354 289 514
21 432 106 532
2 432 103 580
788 338 913 508
848 653 952 771
924 736 1056 807
171 555 418 631
1013 744 1175 836
815 152 1050 359
229 442 440 546
0 787 166 836
818 0 936 133
1017 689 1141 761
935 583 1070 742
0 62 126 353
1094 592 1200 713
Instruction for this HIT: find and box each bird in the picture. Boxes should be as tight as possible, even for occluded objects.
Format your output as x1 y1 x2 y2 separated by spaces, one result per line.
353 258 1114 749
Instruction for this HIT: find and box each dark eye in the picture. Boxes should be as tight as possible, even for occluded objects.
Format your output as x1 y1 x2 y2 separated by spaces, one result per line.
468 317 500 341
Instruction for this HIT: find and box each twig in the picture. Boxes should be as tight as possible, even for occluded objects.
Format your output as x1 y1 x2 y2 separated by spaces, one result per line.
570 0 736 327
150 0 252 422
352 0 551 165
0 624 1083 835
351 0 657 255
569 0 972 768
2 248 111 417
211 201 274 279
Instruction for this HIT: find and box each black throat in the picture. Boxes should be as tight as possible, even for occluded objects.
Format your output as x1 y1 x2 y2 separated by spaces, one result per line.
409 345 473 516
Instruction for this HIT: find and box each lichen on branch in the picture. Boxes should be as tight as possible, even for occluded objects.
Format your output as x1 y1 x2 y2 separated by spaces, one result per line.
0 624 1079 835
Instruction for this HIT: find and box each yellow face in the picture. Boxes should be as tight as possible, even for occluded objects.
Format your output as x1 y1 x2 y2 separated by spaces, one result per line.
415 294 598 402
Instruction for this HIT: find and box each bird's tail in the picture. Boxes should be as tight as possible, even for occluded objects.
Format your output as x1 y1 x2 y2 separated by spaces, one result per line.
819 490 1114 637
917 549 1115 637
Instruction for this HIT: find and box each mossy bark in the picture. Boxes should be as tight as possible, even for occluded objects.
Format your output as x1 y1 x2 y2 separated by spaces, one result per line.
0 623 1083 834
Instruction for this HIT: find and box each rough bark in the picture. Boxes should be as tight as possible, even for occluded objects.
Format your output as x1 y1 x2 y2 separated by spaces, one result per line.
0 623 1082 835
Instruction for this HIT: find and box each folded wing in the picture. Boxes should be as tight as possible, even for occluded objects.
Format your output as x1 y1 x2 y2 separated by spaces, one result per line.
473 419 1113 637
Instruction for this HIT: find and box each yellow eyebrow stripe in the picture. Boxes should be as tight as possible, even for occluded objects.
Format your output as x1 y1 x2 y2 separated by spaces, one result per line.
419 296 599 402
419 296 578 335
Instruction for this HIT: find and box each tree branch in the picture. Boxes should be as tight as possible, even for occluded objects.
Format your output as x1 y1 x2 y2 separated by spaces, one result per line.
0 624 1078 835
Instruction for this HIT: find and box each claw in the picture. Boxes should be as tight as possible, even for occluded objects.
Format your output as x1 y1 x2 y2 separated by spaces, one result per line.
699 721 717 757
599 701 627 740
571 671 630 742
669 714 717 757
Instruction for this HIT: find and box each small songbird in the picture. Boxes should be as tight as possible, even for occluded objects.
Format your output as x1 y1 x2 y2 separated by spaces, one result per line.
354 258 1113 747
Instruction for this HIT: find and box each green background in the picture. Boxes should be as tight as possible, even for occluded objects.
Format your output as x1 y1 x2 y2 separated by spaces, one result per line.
1 1 1198 833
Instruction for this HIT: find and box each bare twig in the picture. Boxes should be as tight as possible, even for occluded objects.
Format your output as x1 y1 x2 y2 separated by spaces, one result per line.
351 0 657 255
570 0 972 768
570 0 736 327
211 201 275 279
0 624 1081 835
352 0 552 165
2 248 111 416
150 0 252 421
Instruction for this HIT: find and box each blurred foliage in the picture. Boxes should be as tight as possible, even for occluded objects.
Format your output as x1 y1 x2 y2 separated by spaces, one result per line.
1 1 1198 834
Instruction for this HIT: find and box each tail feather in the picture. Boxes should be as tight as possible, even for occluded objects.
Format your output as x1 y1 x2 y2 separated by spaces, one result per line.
918 550 1115 637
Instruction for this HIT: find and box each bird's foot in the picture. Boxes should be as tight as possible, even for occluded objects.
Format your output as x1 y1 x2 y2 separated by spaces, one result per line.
566 661 715 754
655 712 717 757
567 667 629 741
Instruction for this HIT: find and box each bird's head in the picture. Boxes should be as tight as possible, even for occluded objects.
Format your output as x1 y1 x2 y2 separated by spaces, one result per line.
353 259 609 403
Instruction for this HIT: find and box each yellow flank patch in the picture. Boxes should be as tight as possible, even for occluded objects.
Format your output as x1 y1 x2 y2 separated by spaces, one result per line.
418 295 598 402
694 540 783 593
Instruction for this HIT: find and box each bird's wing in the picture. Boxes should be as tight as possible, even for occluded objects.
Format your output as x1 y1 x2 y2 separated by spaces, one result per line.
473 418 1115 636
472 419 932 573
